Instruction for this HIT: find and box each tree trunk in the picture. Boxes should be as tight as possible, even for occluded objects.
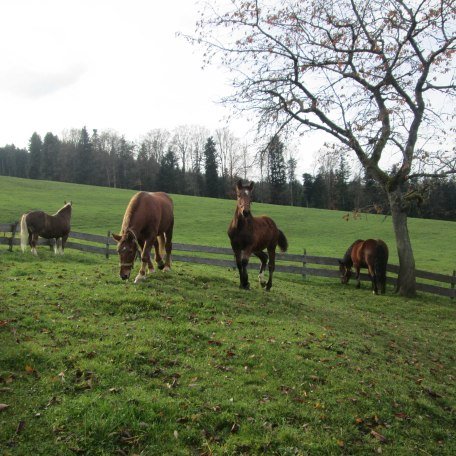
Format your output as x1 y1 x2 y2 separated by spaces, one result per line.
387 188 417 297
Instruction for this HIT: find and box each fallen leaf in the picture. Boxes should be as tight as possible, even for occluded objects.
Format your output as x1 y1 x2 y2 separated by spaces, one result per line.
370 430 388 443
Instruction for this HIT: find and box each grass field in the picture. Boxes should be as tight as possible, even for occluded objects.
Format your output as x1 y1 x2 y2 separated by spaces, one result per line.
0 176 455 272
1 176 455 455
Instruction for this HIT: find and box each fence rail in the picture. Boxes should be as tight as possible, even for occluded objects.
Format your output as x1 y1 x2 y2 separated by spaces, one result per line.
1 223 455 298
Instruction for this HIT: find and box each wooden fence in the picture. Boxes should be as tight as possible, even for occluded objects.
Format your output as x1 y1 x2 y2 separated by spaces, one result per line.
1 222 455 298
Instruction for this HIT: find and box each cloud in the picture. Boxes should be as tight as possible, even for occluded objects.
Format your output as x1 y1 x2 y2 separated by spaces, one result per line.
0 63 87 99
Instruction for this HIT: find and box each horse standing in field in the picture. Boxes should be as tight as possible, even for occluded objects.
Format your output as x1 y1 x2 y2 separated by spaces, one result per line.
20 201 72 255
338 239 389 294
112 191 174 283
228 180 288 291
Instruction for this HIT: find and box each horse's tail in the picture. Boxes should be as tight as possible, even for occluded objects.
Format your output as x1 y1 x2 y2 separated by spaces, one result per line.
374 241 389 293
20 214 29 252
278 230 288 252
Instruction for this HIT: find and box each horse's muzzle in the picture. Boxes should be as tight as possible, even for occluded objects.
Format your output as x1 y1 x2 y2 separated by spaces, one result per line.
120 273 130 280
242 210 251 217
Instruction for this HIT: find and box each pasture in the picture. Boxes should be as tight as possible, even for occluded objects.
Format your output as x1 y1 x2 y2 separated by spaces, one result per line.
1 176 455 455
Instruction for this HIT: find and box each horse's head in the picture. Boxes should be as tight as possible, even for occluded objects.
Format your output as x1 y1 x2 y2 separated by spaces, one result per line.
338 260 352 284
112 230 139 280
236 180 254 217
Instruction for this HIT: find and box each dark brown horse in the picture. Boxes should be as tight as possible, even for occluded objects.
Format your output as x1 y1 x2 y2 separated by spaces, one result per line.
338 239 389 294
228 180 288 291
20 202 72 255
112 191 174 282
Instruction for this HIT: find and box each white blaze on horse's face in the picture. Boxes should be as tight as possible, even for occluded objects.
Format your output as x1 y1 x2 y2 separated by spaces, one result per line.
117 239 137 280
237 188 252 217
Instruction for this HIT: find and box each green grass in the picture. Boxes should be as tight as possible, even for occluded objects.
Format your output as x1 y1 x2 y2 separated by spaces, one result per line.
0 176 455 455
1 176 455 272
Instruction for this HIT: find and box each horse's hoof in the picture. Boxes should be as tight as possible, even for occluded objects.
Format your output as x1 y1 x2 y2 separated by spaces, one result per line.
134 274 146 284
163 266 170 272
260 282 266 288
157 261 165 270
239 283 250 290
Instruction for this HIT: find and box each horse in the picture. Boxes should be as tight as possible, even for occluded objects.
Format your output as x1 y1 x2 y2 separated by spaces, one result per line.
112 191 174 283
338 239 389 294
20 201 72 255
227 180 288 291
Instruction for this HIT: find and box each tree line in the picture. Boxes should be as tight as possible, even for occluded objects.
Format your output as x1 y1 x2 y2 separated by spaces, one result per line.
0 126 454 221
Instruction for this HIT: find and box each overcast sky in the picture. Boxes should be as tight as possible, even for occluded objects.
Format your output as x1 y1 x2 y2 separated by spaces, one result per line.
0 2 249 143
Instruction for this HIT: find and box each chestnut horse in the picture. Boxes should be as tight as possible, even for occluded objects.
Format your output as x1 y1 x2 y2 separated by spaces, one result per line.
338 239 389 294
20 201 72 255
112 191 174 282
228 180 288 291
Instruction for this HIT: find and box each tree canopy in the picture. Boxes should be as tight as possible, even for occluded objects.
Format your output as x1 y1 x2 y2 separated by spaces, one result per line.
194 0 456 296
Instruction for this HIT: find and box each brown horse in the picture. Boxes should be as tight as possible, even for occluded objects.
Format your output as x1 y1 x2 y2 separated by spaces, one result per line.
112 191 174 282
20 202 72 255
228 180 288 291
338 239 389 294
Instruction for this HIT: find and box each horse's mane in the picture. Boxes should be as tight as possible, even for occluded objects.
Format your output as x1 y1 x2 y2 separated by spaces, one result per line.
121 192 146 234
54 203 72 217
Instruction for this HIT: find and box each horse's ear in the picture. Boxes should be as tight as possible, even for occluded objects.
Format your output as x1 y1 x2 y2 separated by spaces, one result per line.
248 181 254 191
64 200 67 205
112 233 121 242
236 179 243 190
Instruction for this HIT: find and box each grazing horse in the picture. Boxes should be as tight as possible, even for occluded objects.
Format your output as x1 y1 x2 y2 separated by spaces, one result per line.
20 201 72 255
228 180 288 291
338 239 389 294
112 191 174 283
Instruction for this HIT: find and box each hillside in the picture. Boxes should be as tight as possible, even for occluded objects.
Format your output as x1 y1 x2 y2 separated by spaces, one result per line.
1 176 454 273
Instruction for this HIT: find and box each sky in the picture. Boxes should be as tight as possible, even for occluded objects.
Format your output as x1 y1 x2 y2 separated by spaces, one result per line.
0 0 323 176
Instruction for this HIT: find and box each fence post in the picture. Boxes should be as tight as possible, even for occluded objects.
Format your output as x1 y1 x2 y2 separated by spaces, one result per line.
106 230 111 259
302 248 307 280
8 222 18 252
451 270 455 300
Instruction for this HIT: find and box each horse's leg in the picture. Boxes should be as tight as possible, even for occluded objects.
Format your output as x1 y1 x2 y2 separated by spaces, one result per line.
265 247 276 291
153 238 165 270
355 265 361 289
53 238 59 254
254 251 268 288
234 249 249 289
163 222 174 271
368 264 378 295
31 233 38 255
61 234 68 254
134 240 153 283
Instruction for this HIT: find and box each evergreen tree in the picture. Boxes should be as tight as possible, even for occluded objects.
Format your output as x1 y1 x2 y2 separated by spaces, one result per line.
28 132 42 179
334 155 350 210
157 148 180 193
302 173 314 208
76 127 92 184
117 137 136 189
40 132 60 181
204 137 219 197
267 136 287 204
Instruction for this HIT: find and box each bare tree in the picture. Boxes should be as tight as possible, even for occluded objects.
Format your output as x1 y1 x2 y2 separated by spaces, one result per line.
215 127 243 193
193 0 456 296
141 129 171 164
